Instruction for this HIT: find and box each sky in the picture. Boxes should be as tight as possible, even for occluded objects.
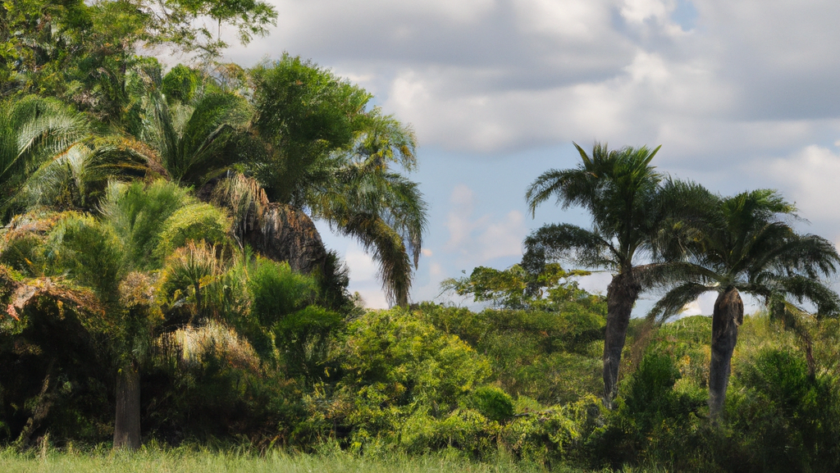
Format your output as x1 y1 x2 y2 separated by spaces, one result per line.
216 0 840 316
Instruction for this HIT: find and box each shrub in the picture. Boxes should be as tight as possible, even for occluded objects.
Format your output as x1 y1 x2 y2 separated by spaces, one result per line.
471 386 514 422
726 349 840 472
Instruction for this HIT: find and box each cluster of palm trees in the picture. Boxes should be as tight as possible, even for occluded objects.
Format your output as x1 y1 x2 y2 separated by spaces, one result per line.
525 142 840 417
0 56 427 448
1 56 426 305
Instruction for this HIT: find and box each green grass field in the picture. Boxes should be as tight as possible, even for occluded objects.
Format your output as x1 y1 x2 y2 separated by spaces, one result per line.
0 445 605 473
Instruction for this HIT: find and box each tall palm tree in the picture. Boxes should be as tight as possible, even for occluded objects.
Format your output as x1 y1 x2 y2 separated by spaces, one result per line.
240 57 427 306
524 142 664 405
648 188 840 418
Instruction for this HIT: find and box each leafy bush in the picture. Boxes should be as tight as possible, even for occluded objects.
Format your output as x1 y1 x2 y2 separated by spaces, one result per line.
248 258 318 326
471 387 513 422
726 349 840 472
587 352 706 469
162 65 199 104
312 309 492 452
420 304 605 404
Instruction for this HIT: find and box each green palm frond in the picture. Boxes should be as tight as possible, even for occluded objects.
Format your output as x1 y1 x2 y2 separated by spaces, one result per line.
523 223 616 270
654 186 840 318
0 96 88 216
100 180 193 269
771 275 840 317
155 203 231 264
158 240 223 320
525 142 663 274
135 88 252 186
46 213 125 305
648 282 715 323
336 212 412 306
635 261 721 290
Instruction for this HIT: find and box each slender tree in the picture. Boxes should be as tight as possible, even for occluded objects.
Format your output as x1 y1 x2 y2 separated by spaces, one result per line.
648 188 840 418
44 180 230 449
524 142 664 405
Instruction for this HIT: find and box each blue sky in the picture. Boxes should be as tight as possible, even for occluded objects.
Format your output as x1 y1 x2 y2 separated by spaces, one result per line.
214 0 840 315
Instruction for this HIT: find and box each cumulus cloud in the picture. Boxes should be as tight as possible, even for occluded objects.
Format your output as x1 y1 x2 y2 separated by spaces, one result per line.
221 0 840 162
759 145 840 243
221 0 840 312
444 184 528 261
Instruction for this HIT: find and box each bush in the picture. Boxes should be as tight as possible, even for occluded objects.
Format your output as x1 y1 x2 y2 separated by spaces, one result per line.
419 303 605 404
726 349 840 472
587 353 706 469
318 309 492 453
472 387 514 422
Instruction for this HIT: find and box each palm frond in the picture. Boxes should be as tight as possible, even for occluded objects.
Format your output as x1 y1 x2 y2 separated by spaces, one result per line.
523 223 616 270
336 212 412 306
648 282 714 324
634 261 721 291
771 275 840 318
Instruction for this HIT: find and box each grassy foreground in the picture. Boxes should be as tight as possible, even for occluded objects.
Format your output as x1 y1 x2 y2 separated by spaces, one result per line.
0 445 606 473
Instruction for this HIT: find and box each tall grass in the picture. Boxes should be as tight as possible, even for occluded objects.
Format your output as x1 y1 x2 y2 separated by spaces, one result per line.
0 443 593 473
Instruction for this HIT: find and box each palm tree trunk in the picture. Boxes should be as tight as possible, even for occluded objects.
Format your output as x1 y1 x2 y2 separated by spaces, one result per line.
247 203 328 275
709 287 744 419
603 271 641 407
113 361 141 450
197 179 328 276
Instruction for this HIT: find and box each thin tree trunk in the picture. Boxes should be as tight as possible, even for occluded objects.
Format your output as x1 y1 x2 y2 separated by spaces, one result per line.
14 358 57 448
113 361 141 450
193 282 202 323
709 287 743 419
603 271 641 407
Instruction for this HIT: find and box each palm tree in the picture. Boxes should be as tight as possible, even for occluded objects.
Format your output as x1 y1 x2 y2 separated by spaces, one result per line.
42 180 230 449
135 86 253 187
648 188 840 418
524 142 664 405
11 57 427 307
232 57 427 306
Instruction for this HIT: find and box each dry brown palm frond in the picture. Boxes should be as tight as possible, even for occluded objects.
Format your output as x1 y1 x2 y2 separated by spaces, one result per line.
154 321 261 372
208 173 269 242
3 276 104 324
118 271 157 309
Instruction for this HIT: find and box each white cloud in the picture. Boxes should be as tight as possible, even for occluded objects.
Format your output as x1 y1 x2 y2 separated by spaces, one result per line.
444 184 528 262
344 249 379 282
513 0 612 41
222 0 840 160
621 0 675 24
760 145 840 241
